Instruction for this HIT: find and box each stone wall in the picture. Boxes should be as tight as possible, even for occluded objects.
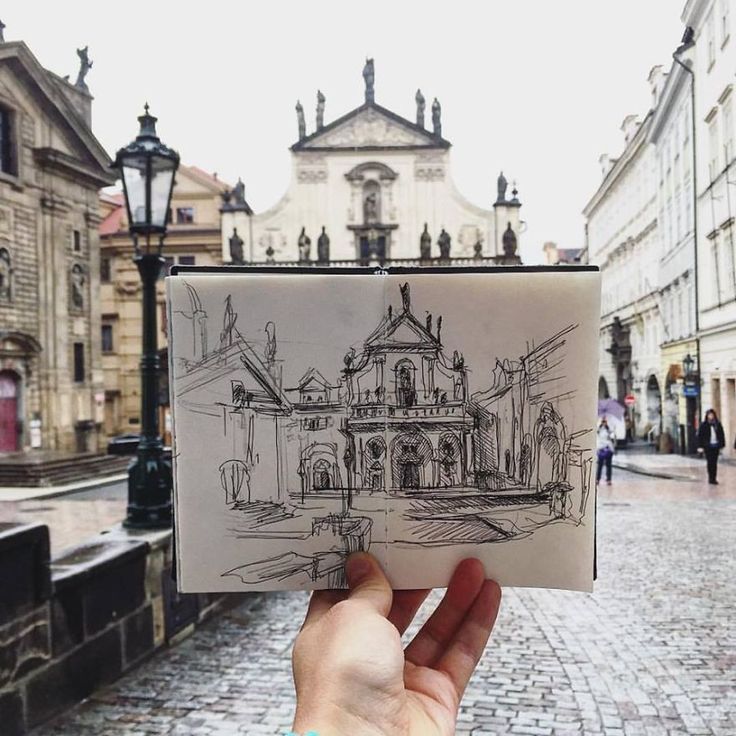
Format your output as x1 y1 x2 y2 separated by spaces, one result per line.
0 522 234 735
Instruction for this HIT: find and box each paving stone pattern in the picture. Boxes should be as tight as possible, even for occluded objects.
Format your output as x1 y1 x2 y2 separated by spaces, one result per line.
36 470 736 735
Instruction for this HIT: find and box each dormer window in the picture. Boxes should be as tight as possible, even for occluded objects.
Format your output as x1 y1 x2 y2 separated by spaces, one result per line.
0 106 16 176
176 207 194 224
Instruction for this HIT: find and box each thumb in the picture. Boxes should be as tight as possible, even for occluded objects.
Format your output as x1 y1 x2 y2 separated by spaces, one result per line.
346 552 393 617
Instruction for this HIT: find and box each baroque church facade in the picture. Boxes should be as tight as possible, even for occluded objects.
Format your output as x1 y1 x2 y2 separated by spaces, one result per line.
0 40 113 454
220 60 523 266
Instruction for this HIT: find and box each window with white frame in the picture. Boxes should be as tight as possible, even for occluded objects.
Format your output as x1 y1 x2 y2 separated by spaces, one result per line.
723 95 734 163
712 239 722 303
707 10 717 68
724 226 736 299
721 0 731 45
709 117 720 180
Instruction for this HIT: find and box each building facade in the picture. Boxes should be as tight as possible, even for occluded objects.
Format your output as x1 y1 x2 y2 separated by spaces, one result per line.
683 0 736 455
0 41 113 454
220 61 523 266
647 55 699 453
99 165 228 439
584 111 662 442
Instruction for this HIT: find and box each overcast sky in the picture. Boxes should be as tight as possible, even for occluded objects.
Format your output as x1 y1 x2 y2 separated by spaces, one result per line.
4 1 685 263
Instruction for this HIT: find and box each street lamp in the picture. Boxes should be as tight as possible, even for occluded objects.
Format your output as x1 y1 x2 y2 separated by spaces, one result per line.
683 353 695 377
113 105 180 529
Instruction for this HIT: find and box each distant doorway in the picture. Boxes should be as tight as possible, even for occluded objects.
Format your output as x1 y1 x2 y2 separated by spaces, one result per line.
0 371 19 452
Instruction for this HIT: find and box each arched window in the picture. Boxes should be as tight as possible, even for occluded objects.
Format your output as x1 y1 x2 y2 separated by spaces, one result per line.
0 247 11 301
0 105 15 175
313 459 332 490
395 360 416 408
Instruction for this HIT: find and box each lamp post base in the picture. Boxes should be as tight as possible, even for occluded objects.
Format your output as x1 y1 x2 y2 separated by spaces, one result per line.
124 448 173 529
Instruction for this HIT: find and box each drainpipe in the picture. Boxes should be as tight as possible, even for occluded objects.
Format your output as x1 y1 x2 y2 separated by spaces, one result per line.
673 29 702 431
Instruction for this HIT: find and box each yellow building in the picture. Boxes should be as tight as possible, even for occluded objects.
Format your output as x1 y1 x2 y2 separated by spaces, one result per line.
99 165 229 440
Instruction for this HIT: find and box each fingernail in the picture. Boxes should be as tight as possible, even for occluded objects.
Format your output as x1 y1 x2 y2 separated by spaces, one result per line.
346 554 371 587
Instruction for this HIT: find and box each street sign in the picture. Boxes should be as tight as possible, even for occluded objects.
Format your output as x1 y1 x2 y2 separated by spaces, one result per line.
624 394 636 406
682 385 699 397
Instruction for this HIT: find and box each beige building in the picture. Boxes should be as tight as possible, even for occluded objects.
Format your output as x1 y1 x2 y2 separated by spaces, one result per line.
99 165 228 439
0 40 113 454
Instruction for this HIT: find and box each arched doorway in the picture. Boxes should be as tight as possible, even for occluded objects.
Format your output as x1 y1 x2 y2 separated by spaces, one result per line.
312 459 332 490
646 375 662 439
0 370 20 452
598 376 610 399
391 432 433 490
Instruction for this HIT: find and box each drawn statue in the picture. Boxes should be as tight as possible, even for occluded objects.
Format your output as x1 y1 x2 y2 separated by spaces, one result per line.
265 322 277 368
437 228 451 259
296 100 306 139
415 89 425 128
400 282 411 311
420 223 431 259
298 227 311 262
431 98 442 137
473 240 483 258
265 246 275 263
363 58 375 103
496 171 508 203
75 46 93 90
71 264 85 309
317 227 330 263
0 20 5 43
316 90 326 130
503 222 518 257
363 190 379 224
229 228 244 264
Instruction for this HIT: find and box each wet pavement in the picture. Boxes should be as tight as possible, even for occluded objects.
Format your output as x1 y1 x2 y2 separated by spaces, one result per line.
0 480 126 555
31 463 736 735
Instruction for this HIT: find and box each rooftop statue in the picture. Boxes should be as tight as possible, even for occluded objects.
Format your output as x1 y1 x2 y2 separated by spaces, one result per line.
296 100 306 140
363 58 375 103
431 98 441 138
75 46 93 91
415 89 425 128
316 90 325 130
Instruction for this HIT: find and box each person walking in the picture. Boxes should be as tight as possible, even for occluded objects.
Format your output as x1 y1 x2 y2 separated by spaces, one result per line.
697 408 726 485
596 417 616 486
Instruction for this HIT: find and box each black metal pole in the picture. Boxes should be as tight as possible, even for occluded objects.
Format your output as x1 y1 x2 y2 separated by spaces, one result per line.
124 250 172 528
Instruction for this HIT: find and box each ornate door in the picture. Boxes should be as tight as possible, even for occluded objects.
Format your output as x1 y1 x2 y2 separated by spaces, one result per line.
0 372 19 452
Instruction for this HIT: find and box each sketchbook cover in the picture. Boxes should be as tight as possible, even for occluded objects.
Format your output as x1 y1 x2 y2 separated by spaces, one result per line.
167 268 600 593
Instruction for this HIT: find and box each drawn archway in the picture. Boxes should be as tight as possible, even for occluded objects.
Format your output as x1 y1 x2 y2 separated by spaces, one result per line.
363 435 386 490
438 432 462 487
390 432 433 490
298 443 342 496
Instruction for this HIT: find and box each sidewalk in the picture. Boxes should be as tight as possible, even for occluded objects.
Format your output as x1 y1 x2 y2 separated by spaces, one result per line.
613 448 736 482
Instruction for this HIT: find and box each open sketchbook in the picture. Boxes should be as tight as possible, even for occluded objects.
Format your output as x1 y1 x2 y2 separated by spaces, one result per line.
167 267 601 593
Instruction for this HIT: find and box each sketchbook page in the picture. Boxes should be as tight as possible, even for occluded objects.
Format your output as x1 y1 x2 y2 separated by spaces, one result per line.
383 271 600 593
168 272 387 593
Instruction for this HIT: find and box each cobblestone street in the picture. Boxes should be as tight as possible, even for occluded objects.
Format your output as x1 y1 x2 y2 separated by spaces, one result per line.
36 465 736 736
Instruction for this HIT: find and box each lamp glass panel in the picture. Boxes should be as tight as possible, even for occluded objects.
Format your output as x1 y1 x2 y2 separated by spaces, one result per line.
149 155 176 229
121 154 148 227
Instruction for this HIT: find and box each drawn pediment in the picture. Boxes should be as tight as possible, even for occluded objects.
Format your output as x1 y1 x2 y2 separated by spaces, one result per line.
293 104 448 151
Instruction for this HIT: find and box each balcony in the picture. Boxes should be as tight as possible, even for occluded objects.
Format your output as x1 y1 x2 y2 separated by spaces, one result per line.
226 255 522 269
350 401 472 424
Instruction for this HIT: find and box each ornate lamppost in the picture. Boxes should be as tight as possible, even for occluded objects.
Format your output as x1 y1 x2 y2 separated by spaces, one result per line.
682 352 699 455
113 105 180 528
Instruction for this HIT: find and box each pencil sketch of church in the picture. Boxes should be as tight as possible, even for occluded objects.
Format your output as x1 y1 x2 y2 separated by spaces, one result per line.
170 278 594 587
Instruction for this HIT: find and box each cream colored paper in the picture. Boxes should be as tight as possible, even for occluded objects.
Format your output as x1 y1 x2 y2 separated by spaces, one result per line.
168 270 600 593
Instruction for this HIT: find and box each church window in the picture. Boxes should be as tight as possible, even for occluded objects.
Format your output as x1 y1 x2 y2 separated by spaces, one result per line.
73 230 82 252
73 343 85 383
0 248 11 301
100 256 111 283
0 106 15 175
313 459 331 490
101 324 114 353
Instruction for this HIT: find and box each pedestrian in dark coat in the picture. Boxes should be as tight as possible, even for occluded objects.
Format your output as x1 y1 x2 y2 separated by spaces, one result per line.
697 409 726 485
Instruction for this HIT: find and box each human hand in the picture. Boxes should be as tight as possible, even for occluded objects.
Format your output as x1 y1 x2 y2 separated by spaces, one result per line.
291 552 501 736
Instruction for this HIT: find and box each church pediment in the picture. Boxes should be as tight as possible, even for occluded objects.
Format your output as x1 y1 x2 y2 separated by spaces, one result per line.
292 103 449 152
